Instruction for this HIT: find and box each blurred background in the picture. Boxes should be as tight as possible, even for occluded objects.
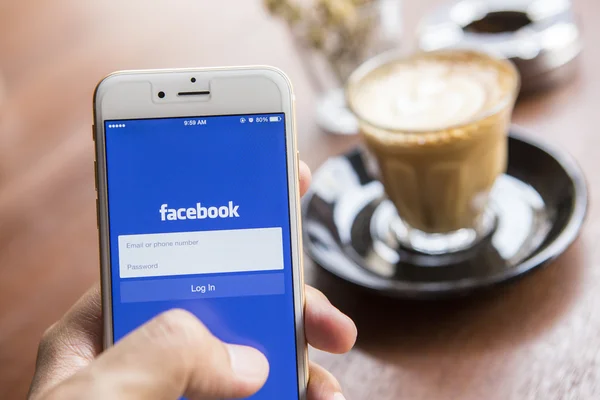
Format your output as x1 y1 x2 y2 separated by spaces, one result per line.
1 0 600 399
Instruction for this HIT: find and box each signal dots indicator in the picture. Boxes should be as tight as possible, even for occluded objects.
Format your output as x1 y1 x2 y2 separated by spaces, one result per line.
108 124 126 128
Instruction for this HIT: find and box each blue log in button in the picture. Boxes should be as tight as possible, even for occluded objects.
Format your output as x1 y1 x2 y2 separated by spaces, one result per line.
120 272 285 303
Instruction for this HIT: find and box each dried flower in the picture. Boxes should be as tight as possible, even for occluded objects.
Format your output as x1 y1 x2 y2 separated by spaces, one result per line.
263 0 379 82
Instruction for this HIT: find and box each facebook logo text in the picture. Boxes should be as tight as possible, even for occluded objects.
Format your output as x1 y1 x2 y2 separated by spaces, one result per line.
159 202 240 221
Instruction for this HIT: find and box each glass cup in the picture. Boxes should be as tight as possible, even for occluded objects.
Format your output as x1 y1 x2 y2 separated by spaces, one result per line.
346 49 520 254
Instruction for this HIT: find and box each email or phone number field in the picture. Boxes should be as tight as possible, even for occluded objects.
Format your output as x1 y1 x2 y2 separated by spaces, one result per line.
118 227 284 279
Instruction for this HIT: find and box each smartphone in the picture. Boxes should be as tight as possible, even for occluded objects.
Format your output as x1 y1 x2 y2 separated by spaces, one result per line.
92 66 307 399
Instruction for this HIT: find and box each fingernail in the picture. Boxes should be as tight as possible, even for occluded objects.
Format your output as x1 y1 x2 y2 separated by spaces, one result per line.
333 393 346 400
226 344 269 382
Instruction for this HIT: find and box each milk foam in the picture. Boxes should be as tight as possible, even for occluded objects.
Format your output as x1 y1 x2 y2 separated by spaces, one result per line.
353 59 505 131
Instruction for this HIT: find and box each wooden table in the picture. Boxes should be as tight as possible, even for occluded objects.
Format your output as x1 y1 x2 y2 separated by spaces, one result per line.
1 0 598 398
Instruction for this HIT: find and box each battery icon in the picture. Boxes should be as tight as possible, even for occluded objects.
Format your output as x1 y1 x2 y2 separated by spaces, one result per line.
269 116 282 122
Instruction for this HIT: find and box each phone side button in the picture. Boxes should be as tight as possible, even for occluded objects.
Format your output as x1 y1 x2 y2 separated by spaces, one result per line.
95 197 100 229
93 161 98 191
92 124 96 141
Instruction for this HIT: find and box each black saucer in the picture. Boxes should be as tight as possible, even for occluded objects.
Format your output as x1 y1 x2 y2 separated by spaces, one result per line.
301 126 588 299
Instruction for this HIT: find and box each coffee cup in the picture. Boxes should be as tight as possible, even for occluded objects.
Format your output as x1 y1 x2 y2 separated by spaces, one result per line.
346 49 520 254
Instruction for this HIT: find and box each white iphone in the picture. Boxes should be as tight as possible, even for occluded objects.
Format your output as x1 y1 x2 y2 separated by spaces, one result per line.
92 66 307 399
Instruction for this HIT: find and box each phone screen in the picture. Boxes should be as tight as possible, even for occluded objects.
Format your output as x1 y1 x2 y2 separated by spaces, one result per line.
103 113 299 399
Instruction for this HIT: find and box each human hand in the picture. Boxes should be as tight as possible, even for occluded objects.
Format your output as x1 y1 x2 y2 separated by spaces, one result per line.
28 160 357 400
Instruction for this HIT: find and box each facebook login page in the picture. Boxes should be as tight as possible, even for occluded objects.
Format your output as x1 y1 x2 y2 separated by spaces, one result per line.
104 113 299 399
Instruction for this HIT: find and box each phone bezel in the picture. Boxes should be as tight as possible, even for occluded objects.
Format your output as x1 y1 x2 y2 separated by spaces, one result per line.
92 66 307 398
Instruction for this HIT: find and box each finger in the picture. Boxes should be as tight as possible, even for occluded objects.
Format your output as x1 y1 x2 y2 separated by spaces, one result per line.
29 284 103 399
299 160 312 196
42 308 269 400
307 362 346 400
304 286 357 354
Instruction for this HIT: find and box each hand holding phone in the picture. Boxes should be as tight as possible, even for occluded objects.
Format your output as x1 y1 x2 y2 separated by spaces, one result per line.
28 164 357 400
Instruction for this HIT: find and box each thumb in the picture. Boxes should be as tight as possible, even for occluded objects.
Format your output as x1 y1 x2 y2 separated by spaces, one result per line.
41 309 269 400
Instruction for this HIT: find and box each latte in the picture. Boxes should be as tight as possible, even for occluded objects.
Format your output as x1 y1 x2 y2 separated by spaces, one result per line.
347 49 520 251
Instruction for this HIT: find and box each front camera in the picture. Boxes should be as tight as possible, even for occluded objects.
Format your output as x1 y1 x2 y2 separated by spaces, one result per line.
191 77 196 83
158 91 165 99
